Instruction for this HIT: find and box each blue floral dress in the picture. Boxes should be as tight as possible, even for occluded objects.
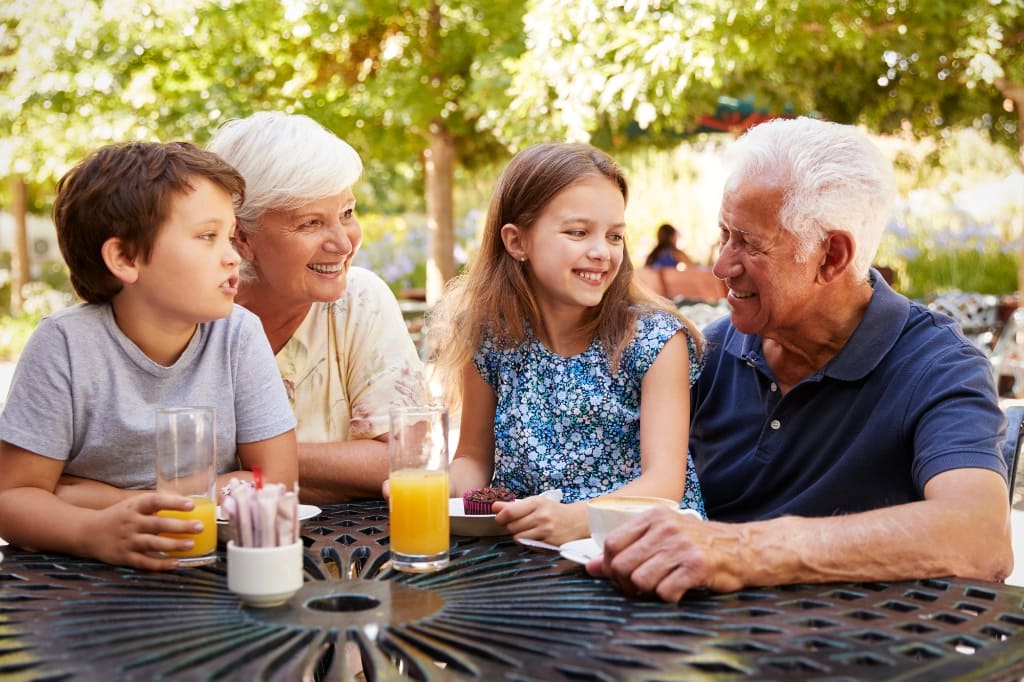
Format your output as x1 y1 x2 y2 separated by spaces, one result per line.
473 309 705 516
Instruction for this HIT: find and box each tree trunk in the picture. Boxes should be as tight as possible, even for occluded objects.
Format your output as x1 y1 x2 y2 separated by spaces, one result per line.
997 78 1024 305
424 119 456 305
10 176 29 315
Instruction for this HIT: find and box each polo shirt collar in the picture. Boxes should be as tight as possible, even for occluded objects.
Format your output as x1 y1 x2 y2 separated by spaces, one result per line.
724 268 910 382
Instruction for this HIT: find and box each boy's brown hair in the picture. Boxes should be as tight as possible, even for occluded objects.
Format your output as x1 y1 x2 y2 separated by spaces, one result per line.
53 141 245 303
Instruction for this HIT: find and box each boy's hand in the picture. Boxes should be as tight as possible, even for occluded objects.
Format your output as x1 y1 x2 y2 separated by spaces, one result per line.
82 493 203 571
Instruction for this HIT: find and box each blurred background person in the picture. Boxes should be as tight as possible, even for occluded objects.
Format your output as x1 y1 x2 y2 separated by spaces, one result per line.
644 223 697 270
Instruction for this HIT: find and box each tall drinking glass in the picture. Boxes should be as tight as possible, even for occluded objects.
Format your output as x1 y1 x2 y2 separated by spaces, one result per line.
388 405 450 572
155 406 217 567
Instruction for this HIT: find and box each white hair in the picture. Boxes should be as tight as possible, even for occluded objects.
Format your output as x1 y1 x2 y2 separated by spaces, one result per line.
725 117 896 279
207 111 363 234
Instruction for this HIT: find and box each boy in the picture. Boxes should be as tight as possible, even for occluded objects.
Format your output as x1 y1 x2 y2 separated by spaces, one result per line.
0 141 298 570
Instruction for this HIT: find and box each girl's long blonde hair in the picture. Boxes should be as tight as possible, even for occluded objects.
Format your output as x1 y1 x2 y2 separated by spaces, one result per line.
428 142 703 410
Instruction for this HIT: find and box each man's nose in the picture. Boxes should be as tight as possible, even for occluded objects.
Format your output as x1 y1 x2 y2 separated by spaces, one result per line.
712 245 741 280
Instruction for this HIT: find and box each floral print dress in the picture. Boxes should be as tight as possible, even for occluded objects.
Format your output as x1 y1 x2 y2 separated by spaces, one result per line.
473 309 705 516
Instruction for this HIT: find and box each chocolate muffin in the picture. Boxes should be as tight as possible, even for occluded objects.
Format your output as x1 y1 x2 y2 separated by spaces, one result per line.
462 486 516 515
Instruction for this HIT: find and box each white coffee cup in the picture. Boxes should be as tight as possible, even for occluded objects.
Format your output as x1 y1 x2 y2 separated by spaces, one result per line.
587 496 695 548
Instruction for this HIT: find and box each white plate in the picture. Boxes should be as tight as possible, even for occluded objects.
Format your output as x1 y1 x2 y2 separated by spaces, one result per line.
216 504 322 524
559 538 601 565
448 498 507 536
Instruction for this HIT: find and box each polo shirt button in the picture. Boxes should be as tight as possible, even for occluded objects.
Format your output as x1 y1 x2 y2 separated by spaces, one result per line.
770 382 778 392
770 419 781 430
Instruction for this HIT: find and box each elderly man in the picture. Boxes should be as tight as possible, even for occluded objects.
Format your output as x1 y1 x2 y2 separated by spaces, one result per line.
589 117 1012 601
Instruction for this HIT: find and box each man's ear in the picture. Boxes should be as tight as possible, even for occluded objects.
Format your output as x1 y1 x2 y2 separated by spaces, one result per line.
232 227 255 262
500 223 528 261
101 237 140 285
817 231 856 283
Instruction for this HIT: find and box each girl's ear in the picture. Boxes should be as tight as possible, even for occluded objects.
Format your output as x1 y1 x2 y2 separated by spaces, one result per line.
500 223 528 261
101 237 140 285
232 227 256 262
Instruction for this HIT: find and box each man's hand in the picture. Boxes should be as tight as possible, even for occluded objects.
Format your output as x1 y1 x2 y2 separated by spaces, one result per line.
586 507 744 602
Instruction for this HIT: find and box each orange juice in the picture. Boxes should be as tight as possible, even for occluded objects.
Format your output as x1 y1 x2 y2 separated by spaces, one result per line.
157 496 217 557
389 469 450 556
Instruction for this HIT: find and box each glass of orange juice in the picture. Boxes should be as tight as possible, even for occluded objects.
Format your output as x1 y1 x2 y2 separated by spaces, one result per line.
155 406 217 567
388 405 450 572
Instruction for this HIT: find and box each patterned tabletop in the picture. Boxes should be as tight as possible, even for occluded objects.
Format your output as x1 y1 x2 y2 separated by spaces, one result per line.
2 500 1024 681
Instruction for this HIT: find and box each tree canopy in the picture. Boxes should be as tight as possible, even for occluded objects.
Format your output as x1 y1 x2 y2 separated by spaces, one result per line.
0 0 1021 308
493 0 1022 159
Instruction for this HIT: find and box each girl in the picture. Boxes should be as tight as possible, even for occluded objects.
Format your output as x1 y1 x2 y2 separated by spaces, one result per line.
429 142 704 546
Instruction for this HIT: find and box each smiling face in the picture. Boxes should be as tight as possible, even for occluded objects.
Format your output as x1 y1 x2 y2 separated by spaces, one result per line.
236 188 361 309
712 176 824 337
132 176 240 325
513 176 626 316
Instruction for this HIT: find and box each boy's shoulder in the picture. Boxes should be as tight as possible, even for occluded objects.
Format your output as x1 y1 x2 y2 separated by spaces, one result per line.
36 302 110 335
204 304 264 337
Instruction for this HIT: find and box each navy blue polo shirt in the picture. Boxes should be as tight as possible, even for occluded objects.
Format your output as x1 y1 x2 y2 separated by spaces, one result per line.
691 271 1007 522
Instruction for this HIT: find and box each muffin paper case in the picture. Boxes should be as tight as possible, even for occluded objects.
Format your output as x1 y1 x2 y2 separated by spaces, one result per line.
462 487 517 515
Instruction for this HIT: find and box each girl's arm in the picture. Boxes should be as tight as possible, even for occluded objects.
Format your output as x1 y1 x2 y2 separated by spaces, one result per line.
0 441 200 569
234 430 299 491
603 330 688 501
448 364 498 496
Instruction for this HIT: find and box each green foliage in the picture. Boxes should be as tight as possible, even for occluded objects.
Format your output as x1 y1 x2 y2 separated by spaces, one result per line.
875 128 1022 299
495 0 1021 155
896 247 1017 301
0 257 73 360
0 311 41 361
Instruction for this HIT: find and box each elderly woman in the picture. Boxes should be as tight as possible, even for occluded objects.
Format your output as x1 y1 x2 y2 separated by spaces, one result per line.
208 112 426 504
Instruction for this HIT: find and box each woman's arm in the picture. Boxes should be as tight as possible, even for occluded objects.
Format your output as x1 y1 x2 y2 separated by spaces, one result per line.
449 363 498 496
296 437 389 504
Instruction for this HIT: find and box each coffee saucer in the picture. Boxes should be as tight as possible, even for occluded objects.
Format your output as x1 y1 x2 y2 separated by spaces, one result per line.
559 538 601 565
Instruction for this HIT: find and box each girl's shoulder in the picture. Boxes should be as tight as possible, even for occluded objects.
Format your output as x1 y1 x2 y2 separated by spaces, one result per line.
633 307 684 337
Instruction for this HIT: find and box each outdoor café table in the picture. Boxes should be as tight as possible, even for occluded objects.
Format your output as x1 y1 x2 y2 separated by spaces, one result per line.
2 501 1024 681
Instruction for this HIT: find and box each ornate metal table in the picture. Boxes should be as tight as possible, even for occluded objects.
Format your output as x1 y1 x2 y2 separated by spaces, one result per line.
2 501 1024 681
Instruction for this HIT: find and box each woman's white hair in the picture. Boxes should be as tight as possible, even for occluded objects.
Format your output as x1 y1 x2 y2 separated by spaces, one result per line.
725 117 896 279
207 111 363 234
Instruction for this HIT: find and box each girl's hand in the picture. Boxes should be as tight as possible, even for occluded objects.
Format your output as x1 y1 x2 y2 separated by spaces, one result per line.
82 493 202 571
494 496 588 546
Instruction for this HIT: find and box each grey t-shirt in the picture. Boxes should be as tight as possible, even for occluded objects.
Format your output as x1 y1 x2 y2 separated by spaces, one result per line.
0 303 296 489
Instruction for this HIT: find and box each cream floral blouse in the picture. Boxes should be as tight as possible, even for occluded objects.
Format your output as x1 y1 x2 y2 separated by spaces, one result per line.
275 267 427 442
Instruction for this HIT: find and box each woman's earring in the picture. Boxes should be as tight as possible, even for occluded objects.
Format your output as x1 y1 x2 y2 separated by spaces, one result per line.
519 257 526 262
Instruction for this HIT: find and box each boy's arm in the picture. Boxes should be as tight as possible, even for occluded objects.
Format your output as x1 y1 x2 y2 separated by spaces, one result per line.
56 475 144 509
0 441 200 569
233 430 299 491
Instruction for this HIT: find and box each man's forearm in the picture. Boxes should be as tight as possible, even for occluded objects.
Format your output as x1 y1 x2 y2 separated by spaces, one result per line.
297 438 389 504
734 492 1012 588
